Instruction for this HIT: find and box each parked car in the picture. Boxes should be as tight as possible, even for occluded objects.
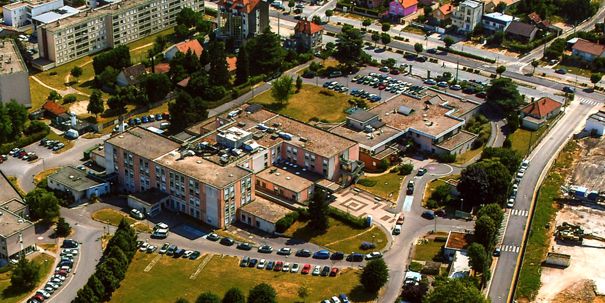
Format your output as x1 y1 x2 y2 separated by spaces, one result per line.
257 259 267 269
219 237 235 246
393 224 402 235
437 81 448 88
416 168 427 176
295 249 311 257
379 66 389 72
248 258 258 267
312 265 321 276
146 245 157 253
339 294 350 303
301 263 311 274
365 252 383 260
166 245 177 256
406 181 414 195
240 256 250 267
330 252 344 260
173 248 185 258
555 68 567 74
396 213 405 225
277 247 291 255
330 267 340 277
320 266 330 276
159 243 170 254
130 209 144 220
422 210 435 219
274 261 283 271
313 250 330 259
62 239 78 248
563 86 575 94
266 261 275 270
258 245 273 253
237 242 252 250
206 233 220 241
360 242 376 250
291 263 300 273
190 251 201 260
450 84 462 90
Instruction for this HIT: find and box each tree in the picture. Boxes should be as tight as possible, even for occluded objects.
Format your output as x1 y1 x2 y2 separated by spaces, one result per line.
208 41 230 86
444 36 454 49
325 9 333 22
48 90 62 101
222 288 245 303
362 19 372 31
335 25 364 67
381 22 391 32
141 73 172 103
56 217 71 237
10 257 40 292
486 77 523 115
467 243 488 273
97 66 119 88
475 215 497 250
591 73 602 88
24 188 60 222
495 2 507 12
86 273 105 300
288 0 295 12
247 283 276 303
271 75 293 104
245 28 285 76
360 258 389 293
414 42 424 55
175 24 190 40
308 190 329 231
371 33 380 47
176 299 190 303
176 7 197 28
168 91 208 132
477 203 504 229
424 278 489 303
92 45 130 75
496 65 506 77
380 33 391 46
458 160 511 208
430 184 452 206
531 60 539 75
312 15 322 25
5 100 27 138
71 66 83 82
400 277 429 303
235 46 250 85
196 292 221 303
481 147 522 175
87 90 105 117
297 285 309 302
63 94 77 104
295 75 303 92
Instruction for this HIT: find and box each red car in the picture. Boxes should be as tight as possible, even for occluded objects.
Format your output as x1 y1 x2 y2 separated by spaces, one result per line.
330 267 339 277
378 84 386 90
274 261 283 271
301 263 311 274
33 294 45 301
56 269 68 277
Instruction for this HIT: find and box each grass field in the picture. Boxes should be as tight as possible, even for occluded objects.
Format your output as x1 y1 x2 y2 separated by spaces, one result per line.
422 179 447 205
356 172 404 200
412 238 445 262
454 146 484 165
29 77 54 111
515 140 579 301
33 168 60 185
283 217 388 253
555 64 592 78
111 253 375 303
91 208 152 233
0 253 55 303
509 126 548 156
251 84 350 123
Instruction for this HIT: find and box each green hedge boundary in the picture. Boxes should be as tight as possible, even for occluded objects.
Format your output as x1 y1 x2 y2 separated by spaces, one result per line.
437 46 496 63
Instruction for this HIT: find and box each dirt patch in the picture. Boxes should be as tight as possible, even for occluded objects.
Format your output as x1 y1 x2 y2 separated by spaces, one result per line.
550 280 604 303
68 100 90 116
571 137 605 192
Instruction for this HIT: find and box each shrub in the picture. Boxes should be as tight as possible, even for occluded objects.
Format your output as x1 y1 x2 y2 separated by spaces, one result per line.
275 211 300 233
436 153 456 163
296 208 310 221
436 46 496 63
399 163 414 175
357 179 377 187
409 261 423 272
319 89 335 96
434 236 448 242
329 206 368 228
421 261 441 275
426 199 438 209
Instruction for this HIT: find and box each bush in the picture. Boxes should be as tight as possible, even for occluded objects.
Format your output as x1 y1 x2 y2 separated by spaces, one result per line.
275 211 300 233
420 261 441 275
329 206 368 228
357 179 377 187
434 236 448 242
399 163 414 175
436 153 456 163
296 208 310 221
503 137 512 148
436 46 496 63
24 121 49 136
409 261 423 272
426 199 438 209
0 130 49 154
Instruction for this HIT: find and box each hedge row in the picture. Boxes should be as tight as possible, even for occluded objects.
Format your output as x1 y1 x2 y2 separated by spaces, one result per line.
437 46 496 63
275 211 300 233
329 206 368 229
0 129 50 154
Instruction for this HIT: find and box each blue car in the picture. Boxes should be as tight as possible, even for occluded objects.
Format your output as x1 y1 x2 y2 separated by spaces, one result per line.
141 116 149 123
127 118 135 126
313 250 330 259
339 294 350 303
155 113 163 121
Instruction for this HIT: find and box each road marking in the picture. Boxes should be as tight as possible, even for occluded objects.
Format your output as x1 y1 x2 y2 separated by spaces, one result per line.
144 254 162 272
190 254 213 279
579 98 601 106
501 245 520 253
402 195 414 213
511 209 529 217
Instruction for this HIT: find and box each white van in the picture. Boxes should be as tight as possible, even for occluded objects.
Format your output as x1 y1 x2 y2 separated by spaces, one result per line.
393 224 402 235
152 228 169 239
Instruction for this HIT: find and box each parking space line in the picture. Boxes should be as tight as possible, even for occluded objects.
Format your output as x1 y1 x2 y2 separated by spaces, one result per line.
402 195 414 213
190 254 213 280
144 254 162 272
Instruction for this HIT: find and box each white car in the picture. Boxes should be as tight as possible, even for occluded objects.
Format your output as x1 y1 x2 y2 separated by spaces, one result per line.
282 262 290 272
46 282 59 290
257 259 266 269
54 274 66 281
155 222 169 230
139 242 149 251
312 265 321 276
277 247 291 255
37 289 51 299
507 198 515 208
184 250 193 258
62 248 78 255
521 159 529 169
331 297 342 303
130 208 144 220
44 285 55 294
365 252 383 260
290 263 300 273
393 224 402 235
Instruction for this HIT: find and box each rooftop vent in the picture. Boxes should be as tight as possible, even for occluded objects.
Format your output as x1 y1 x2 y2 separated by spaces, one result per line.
286 176 291 180
69 175 74 179
196 160 202 164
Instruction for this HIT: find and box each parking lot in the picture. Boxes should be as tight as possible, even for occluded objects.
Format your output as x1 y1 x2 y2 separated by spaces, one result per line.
29 239 80 303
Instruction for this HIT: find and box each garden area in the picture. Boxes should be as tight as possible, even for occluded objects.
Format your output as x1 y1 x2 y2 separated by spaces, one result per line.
0 253 55 303
508 126 548 155
283 216 388 253
356 172 405 200
91 208 152 233
110 253 374 303
251 84 350 123
411 232 448 262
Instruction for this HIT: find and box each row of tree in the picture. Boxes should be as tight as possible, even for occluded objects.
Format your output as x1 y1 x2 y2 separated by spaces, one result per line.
174 283 277 303
516 0 596 24
73 219 138 303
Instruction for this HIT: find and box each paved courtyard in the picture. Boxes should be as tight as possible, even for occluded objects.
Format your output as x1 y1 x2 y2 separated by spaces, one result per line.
331 187 399 229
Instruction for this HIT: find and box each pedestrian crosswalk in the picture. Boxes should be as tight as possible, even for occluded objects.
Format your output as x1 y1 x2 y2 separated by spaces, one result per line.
501 244 520 253
511 209 529 217
579 98 602 106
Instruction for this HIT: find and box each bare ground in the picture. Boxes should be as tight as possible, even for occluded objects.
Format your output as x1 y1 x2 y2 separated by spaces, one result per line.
571 138 605 192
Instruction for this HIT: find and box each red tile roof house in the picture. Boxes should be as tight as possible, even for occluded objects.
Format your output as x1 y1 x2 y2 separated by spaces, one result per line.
293 19 324 51
571 39 605 62
163 39 204 61
520 97 562 130
388 0 418 21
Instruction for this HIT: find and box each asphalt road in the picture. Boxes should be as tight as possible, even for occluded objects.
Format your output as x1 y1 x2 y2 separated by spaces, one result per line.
488 100 599 303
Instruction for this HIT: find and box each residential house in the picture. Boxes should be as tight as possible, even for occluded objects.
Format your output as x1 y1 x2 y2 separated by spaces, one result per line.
584 106 605 136
116 63 147 87
164 39 204 61
443 231 471 260
432 4 453 24
388 0 418 21
0 39 31 108
330 89 480 171
520 97 562 130
42 100 70 126
527 12 550 29
481 12 515 32
571 39 605 62
451 0 484 33
47 166 110 203
505 21 538 43
481 0 496 13
216 0 269 47
0 171 36 260
293 19 323 51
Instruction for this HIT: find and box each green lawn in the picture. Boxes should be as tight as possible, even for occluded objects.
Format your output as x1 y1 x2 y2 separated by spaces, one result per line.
91 208 152 233
515 141 578 301
251 84 351 123
356 172 404 200
509 126 548 156
0 253 55 303
111 253 376 303
412 238 446 262
29 77 54 111
284 217 388 253
422 179 447 205
556 64 592 78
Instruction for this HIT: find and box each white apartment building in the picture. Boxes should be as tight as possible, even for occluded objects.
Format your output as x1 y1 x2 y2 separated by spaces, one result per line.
451 0 483 33
0 39 32 107
35 0 203 69
3 0 65 27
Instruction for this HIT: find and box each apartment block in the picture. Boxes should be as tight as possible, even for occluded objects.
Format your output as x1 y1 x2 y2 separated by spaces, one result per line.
3 0 65 27
0 172 36 260
0 39 32 108
35 0 203 70
451 0 483 33
216 0 269 46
